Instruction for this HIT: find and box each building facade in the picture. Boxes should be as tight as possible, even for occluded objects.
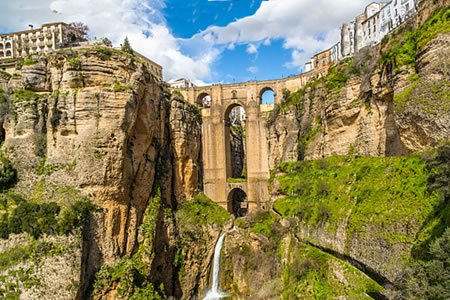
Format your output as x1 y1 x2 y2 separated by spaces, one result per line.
133 51 163 80
0 23 72 60
168 78 195 89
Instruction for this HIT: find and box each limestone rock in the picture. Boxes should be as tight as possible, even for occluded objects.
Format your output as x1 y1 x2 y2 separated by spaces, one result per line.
169 97 202 203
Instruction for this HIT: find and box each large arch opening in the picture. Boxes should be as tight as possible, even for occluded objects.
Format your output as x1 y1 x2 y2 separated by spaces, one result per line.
196 93 211 108
260 87 275 104
224 104 246 180
227 188 248 217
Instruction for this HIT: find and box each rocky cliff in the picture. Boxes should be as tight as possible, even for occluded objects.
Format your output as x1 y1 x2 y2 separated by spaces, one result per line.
0 47 203 299
267 4 449 167
263 2 449 297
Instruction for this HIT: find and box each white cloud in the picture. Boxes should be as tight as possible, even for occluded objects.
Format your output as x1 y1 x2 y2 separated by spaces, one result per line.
246 43 258 54
1 0 381 81
247 66 258 74
0 0 218 82
197 0 377 70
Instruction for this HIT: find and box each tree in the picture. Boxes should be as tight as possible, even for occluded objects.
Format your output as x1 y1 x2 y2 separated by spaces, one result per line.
425 228 450 299
101 37 112 47
122 37 133 55
65 22 89 43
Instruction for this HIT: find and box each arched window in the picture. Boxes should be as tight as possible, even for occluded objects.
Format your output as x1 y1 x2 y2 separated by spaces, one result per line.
5 50 12 57
5 43 11 49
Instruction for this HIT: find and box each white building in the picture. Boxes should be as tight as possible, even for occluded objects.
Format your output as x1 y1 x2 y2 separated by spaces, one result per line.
383 0 417 31
361 4 386 48
168 78 195 89
0 23 76 60
340 1 417 57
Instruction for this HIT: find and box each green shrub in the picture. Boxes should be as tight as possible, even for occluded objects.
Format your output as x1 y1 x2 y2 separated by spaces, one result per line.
22 58 38 66
235 217 247 228
425 227 450 299
0 245 29 271
176 193 231 227
68 57 81 69
326 65 349 91
227 177 247 183
0 88 7 105
0 71 12 79
0 154 17 191
50 107 62 132
13 89 39 102
58 199 95 235
250 211 277 238
171 90 184 99
113 85 132 91
0 196 93 239
34 133 47 157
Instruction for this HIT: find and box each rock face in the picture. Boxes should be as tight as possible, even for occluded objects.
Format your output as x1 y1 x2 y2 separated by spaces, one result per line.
0 48 203 298
267 19 448 167
265 2 449 292
169 98 202 202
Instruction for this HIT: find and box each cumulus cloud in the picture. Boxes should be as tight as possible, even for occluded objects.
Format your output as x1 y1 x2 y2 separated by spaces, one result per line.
247 66 258 74
1 0 379 81
197 0 376 70
0 0 218 82
246 43 258 54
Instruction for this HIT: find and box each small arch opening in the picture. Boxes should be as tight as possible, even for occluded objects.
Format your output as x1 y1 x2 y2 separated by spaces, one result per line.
225 104 246 179
227 188 248 217
5 43 11 49
260 87 275 104
5 51 11 57
196 93 211 108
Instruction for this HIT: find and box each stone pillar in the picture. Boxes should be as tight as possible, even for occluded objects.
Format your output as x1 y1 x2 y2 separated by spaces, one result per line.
245 99 270 210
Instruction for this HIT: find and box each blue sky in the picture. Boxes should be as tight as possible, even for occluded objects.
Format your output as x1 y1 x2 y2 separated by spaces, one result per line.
0 0 380 85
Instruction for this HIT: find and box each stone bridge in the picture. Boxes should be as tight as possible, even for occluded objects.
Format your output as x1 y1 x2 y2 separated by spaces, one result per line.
178 71 315 215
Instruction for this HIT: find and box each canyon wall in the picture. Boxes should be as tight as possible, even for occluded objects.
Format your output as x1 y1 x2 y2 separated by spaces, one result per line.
0 47 203 299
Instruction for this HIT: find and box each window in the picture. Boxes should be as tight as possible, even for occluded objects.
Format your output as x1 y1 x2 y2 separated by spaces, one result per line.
374 25 376 32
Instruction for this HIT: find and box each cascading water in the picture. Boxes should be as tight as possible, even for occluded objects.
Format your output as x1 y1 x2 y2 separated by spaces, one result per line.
203 234 228 300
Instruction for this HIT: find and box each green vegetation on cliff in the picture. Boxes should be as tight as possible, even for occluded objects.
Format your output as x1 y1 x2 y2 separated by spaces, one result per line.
176 193 230 228
281 239 383 299
380 6 450 70
274 155 440 247
92 188 165 299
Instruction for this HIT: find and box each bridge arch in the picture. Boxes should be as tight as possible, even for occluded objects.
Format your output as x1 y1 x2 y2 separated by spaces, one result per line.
224 103 246 179
196 92 211 108
227 188 248 217
259 86 275 104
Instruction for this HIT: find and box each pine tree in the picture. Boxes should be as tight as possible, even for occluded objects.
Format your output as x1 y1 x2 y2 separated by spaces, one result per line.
122 37 133 55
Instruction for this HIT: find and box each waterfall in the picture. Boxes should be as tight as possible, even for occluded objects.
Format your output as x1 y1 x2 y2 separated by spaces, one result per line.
203 234 228 300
